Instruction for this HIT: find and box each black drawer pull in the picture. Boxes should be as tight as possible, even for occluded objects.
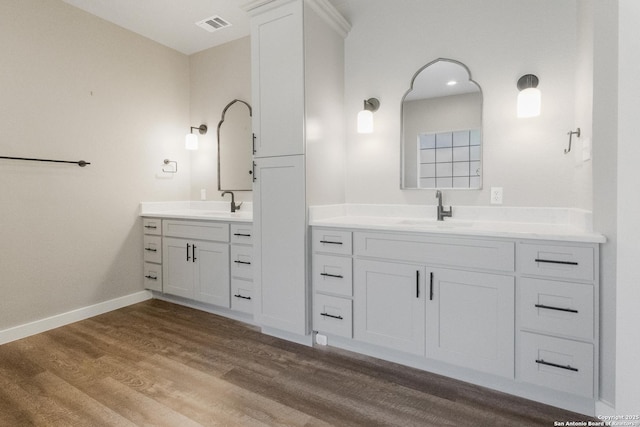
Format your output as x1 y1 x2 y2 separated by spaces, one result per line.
320 272 343 279
234 294 252 300
535 304 578 314
416 270 420 298
320 312 343 320
144 225 157 229
144 275 157 280
234 260 251 265
535 359 578 372
534 258 578 266
234 233 252 237
144 248 157 252
319 240 343 245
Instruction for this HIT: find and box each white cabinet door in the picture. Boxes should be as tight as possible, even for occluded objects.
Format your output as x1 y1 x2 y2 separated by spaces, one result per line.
354 259 426 356
250 0 304 158
253 155 307 335
426 268 515 378
194 241 230 307
163 237 195 299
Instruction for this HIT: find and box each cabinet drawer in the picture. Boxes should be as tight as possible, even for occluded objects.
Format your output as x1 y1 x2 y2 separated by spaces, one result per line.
313 294 352 338
518 243 595 282
231 223 253 245
143 235 162 263
163 220 229 242
313 254 353 297
312 229 353 255
143 262 162 292
519 278 594 340
354 232 515 272
231 279 253 314
142 218 162 235
231 245 253 280
518 332 594 398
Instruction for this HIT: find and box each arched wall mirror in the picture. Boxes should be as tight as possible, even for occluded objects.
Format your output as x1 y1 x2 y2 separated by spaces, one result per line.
401 59 482 189
217 99 253 191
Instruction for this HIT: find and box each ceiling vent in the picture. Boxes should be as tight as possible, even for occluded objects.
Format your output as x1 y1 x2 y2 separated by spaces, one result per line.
195 15 232 33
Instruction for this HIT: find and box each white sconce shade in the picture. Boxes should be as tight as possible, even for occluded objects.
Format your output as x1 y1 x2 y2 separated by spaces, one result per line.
185 133 198 150
185 124 207 150
357 98 380 134
516 74 541 118
357 109 374 133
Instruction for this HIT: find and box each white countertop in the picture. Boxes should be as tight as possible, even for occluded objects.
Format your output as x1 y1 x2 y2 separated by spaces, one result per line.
309 204 606 243
139 201 253 223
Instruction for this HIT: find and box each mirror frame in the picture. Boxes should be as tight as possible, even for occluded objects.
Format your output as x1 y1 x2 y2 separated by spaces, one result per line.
400 58 483 190
217 99 253 191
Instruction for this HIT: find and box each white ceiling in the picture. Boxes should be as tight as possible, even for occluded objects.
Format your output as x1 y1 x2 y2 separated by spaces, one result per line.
62 0 349 55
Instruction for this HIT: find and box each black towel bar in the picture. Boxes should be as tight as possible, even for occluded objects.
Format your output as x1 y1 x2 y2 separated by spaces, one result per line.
0 156 90 167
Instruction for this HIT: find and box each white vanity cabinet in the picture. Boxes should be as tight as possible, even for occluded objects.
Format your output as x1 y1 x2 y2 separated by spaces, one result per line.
311 225 601 412
230 224 254 314
142 218 162 291
352 231 516 377
516 241 599 398
162 220 230 307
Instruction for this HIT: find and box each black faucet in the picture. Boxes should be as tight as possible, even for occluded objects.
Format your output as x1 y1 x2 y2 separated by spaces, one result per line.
436 190 452 221
221 191 242 213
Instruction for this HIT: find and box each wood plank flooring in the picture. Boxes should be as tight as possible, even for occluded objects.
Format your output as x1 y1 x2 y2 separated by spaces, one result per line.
0 299 592 426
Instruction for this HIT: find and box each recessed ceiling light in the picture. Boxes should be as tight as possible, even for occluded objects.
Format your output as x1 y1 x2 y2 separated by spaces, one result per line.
447 80 457 86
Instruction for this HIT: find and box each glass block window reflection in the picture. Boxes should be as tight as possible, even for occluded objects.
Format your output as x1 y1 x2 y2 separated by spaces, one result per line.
418 129 481 189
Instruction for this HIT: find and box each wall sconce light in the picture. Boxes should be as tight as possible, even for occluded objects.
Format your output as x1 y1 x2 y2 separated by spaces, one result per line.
357 98 380 134
185 124 207 150
517 74 541 118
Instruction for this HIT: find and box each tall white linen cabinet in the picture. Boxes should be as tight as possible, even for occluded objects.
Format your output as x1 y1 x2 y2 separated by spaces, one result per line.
243 0 350 342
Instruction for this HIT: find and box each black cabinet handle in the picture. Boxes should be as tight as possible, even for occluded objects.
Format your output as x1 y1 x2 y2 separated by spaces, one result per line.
252 161 256 182
144 275 157 280
144 247 157 252
534 258 578 266
186 243 191 261
319 240 342 245
144 225 157 229
233 233 252 237
252 133 256 154
429 272 434 301
234 294 252 300
234 260 251 265
192 244 197 262
320 312 343 320
416 270 420 298
535 359 578 372
320 272 343 279
534 304 578 314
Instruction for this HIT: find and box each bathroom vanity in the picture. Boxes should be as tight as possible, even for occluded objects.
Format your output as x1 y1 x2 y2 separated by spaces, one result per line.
141 202 254 321
309 204 604 415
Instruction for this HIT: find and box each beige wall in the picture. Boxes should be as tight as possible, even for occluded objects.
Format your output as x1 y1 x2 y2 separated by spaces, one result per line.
342 0 585 208
0 0 191 330
188 37 252 203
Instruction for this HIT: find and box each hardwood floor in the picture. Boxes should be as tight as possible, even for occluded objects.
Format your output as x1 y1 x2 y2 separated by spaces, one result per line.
0 299 592 426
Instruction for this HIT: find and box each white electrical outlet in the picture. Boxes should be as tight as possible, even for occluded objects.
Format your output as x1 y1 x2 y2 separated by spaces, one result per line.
491 187 503 204
200 189 206 201
315 333 328 346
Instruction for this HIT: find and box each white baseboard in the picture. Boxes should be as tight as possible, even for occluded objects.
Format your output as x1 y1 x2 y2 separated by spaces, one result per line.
595 400 616 417
0 291 152 345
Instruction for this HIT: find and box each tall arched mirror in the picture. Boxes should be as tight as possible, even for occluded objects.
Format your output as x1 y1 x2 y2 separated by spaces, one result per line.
401 59 482 189
218 99 253 191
